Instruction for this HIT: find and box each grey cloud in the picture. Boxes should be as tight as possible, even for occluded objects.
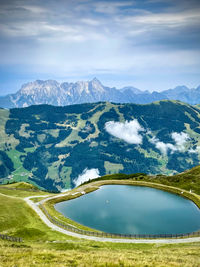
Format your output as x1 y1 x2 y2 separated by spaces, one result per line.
116 7 200 50
1 0 199 49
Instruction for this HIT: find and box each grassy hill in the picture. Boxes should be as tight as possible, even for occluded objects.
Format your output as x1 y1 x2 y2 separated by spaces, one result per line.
86 164 200 195
0 181 200 266
0 100 200 191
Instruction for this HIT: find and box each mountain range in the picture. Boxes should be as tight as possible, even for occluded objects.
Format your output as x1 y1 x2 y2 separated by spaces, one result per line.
0 100 200 191
0 78 200 108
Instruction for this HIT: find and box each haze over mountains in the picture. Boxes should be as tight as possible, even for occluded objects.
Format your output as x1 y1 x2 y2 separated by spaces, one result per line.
0 78 200 108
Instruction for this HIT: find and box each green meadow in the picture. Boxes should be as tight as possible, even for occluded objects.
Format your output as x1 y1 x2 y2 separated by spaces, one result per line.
0 181 200 266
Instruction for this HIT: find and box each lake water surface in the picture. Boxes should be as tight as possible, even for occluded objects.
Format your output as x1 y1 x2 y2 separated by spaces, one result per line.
55 185 200 235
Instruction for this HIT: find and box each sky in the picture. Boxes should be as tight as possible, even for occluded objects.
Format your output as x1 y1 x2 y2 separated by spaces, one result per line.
0 0 200 95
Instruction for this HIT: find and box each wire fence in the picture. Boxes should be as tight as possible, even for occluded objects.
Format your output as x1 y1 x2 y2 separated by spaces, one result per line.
1 184 199 240
40 204 200 239
0 234 22 242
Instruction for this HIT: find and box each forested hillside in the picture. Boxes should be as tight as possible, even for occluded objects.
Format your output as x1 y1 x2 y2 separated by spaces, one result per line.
0 100 200 191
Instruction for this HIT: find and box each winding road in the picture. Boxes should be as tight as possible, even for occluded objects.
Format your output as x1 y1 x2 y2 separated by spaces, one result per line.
24 194 200 244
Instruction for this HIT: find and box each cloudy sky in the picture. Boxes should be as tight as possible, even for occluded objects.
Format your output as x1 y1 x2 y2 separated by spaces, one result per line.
0 0 200 95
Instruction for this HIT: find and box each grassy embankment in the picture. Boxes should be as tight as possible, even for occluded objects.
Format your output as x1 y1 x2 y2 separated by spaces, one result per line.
47 179 200 210
0 180 200 266
82 165 200 195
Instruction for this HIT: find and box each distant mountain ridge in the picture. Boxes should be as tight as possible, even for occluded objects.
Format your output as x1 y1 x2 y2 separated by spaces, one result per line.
0 78 200 108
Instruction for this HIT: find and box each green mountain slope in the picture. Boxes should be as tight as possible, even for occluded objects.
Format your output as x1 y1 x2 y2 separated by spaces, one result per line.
0 100 200 191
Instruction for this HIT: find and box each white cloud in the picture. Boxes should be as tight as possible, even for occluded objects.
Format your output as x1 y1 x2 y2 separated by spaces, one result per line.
121 9 200 28
151 132 189 155
81 18 101 26
171 132 190 151
189 146 200 154
21 5 48 14
105 120 144 144
150 136 177 155
74 168 100 187
93 1 133 14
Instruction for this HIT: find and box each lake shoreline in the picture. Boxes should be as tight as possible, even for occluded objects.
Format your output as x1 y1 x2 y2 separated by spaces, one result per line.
43 180 200 237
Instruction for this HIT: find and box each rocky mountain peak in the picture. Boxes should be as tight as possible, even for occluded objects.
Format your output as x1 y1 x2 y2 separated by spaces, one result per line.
73 80 89 94
19 80 60 95
91 77 101 84
0 78 200 109
89 77 105 93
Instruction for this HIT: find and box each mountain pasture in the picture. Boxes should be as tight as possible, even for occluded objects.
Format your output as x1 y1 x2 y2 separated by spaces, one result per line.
0 101 200 191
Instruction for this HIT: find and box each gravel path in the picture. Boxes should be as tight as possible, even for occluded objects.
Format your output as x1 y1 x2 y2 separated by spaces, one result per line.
24 195 200 244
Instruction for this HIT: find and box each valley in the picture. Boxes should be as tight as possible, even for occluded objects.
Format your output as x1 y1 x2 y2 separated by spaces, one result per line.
0 100 200 191
1 0 200 265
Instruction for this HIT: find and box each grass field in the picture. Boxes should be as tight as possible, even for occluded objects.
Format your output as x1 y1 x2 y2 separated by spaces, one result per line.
0 182 200 266
1 240 200 267
5 149 31 183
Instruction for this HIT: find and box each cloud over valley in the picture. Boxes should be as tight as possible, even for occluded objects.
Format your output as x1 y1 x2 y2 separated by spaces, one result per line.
105 120 144 144
150 132 190 155
105 119 194 156
74 168 100 187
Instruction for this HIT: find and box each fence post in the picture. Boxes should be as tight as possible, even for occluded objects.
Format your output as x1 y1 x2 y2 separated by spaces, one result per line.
0 234 22 243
